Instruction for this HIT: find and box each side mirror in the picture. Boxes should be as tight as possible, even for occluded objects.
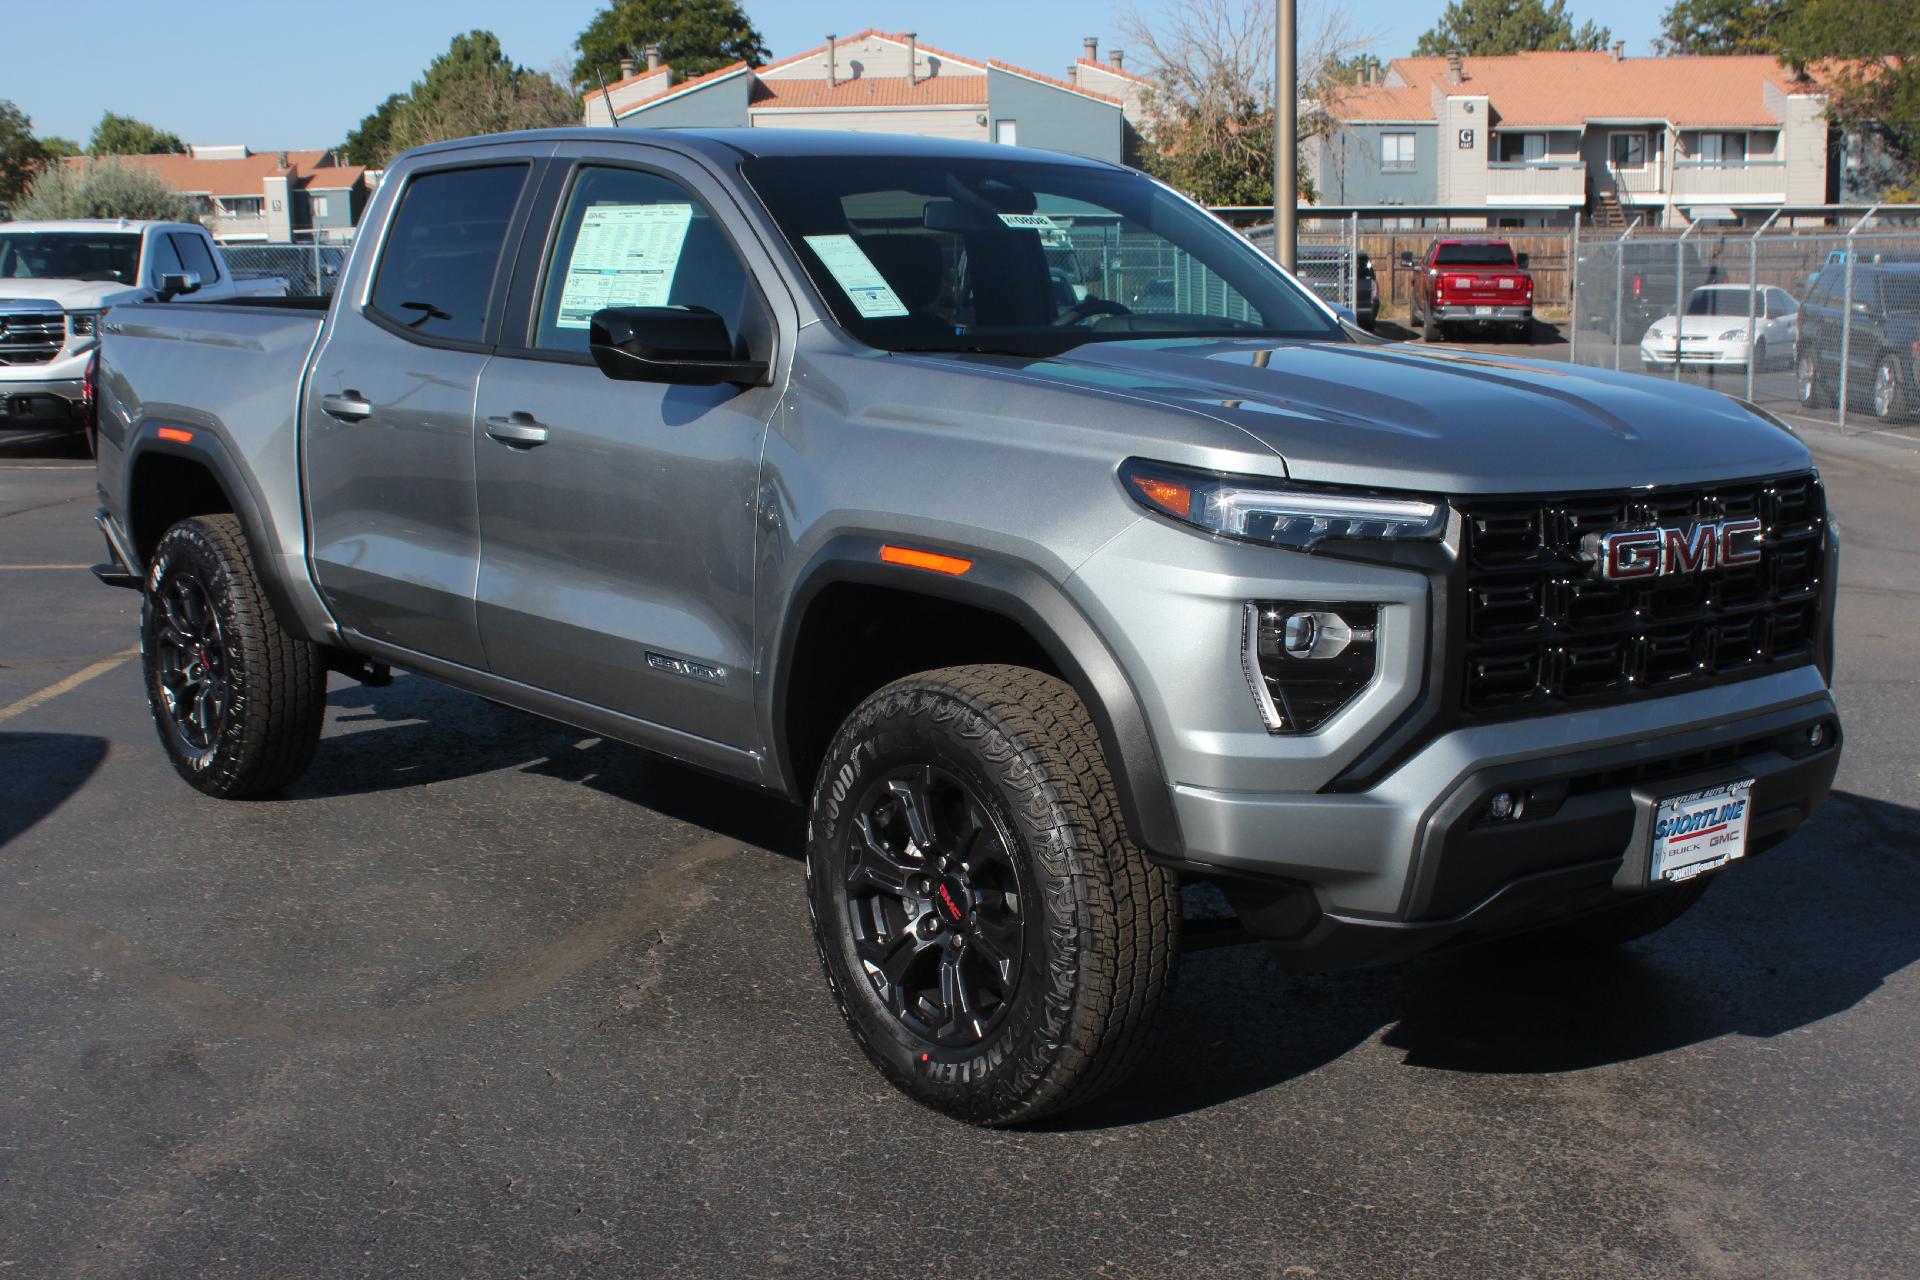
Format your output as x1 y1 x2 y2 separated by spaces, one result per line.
157 270 202 301
1516 252 1531 269
1398 251 1415 268
589 306 769 387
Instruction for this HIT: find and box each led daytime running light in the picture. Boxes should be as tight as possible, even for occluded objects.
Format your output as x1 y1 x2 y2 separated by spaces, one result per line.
1123 459 1444 549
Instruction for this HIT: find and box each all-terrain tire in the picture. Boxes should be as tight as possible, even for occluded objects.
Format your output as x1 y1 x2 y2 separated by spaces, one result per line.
805 665 1179 1126
141 514 327 797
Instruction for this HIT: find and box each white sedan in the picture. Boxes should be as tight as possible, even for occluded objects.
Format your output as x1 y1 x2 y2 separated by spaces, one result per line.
1640 284 1799 372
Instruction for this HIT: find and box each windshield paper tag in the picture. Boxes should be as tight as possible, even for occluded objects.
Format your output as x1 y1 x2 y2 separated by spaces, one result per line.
803 234 909 318
555 203 694 328
996 212 1060 232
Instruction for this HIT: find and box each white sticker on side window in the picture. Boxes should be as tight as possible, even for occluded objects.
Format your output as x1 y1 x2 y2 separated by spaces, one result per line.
555 203 694 328
803 234 910 318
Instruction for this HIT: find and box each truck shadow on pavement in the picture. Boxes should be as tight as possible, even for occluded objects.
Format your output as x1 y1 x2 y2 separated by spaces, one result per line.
0 731 109 851
1066 788 1918 1128
293 679 1912 1130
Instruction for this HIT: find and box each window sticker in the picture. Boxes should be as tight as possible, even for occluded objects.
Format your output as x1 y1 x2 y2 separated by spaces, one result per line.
555 202 694 328
996 212 1060 232
802 234 910 318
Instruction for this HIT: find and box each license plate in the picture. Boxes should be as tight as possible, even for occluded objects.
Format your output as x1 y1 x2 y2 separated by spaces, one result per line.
1497 278 1515 289
1650 779 1754 883
1474 305 1493 316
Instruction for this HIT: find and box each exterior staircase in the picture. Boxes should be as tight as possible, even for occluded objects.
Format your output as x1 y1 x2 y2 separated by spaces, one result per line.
1587 188 1627 229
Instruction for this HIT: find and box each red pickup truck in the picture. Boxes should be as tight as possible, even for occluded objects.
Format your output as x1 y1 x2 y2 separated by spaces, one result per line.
1403 239 1534 343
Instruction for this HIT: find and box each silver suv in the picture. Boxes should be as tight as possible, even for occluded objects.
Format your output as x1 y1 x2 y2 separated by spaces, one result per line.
91 129 1841 1125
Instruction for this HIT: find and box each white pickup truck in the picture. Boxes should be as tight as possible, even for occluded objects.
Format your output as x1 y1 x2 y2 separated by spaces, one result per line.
0 219 287 431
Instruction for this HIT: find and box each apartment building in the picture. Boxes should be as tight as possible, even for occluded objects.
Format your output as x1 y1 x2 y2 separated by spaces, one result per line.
70 146 372 242
1310 50 1836 228
583 30 1131 164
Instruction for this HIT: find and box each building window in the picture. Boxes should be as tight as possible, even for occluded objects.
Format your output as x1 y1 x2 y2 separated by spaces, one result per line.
995 119 1018 145
312 196 330 218
1695 132 1747 165
1498 132 1547 163
1381 132 1416 171
1609 132 1649 170
220 195 264 217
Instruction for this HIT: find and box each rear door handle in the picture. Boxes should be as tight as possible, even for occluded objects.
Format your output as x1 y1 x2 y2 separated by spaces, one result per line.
321 391 373 422
484 413 550 448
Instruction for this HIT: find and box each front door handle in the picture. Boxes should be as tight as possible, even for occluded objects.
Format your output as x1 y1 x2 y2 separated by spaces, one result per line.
484 413 550 448
321 391 373 422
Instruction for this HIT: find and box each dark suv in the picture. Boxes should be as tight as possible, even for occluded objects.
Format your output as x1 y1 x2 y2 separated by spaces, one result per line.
1796 262 1920 422
1295 246 1378 329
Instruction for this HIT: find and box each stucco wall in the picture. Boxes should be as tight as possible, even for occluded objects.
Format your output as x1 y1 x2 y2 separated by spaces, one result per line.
623 74 752 129
985 68 1122 162
1314 122 1438 205
750 107 987 140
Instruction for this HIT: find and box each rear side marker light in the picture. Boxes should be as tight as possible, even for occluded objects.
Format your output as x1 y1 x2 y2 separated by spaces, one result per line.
880 545 972 576
156 427 194 443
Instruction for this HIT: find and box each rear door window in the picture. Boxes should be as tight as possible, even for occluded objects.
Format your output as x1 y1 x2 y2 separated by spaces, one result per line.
369 164 529 344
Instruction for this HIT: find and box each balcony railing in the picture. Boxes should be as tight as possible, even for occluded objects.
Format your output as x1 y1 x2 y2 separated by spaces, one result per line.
1671 159 1789 199
1486 161 1587 204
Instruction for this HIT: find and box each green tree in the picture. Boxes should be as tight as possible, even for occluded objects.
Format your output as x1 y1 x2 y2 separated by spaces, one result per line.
1656 0 1787 53
383 31 580 161
87 111 186 156
16 159 199 222
340 93 404 168
1413 0 1613 55
1776 0 1919 198
572 0 768 88
1140 103 1317 208
2 100 48 213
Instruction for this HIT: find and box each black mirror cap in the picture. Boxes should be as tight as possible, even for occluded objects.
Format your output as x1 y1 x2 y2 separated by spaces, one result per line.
1516 252 1532 269
157 270 202 301
588 305 771 387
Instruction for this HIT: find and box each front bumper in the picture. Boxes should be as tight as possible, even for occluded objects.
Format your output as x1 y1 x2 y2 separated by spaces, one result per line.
0 374 85 424
1433 304 1531 323
1639 340 1750 369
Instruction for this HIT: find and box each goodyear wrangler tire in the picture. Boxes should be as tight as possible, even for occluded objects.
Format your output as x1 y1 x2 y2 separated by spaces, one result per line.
141 514 327 798
806 665 1179 1126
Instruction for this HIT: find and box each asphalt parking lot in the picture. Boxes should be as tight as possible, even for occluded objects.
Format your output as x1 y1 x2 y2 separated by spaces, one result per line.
3 371 1918 1277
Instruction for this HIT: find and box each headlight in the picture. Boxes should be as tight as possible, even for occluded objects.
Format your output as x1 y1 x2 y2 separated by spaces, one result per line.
1717 327 1746 341
1646 326 1668 339
67 311 101 339
1120 458 1445 549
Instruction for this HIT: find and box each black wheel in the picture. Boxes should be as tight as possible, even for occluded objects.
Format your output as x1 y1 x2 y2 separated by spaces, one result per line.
1872 353 1907 422
1421 305 1442 344
142 514 327 797
806 665 1178 1125
1512 321 1532 344
1797 347 1832 408
1750 337 1766 374
1506 879 1711 954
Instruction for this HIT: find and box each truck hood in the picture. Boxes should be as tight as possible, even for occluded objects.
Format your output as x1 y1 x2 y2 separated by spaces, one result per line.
946 337 1811 494
0 279 145 310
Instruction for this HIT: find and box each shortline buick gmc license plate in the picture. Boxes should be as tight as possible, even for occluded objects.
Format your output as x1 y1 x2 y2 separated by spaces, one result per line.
1650 779 1754 883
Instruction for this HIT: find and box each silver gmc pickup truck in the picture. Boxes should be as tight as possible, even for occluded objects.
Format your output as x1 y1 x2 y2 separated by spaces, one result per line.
90 129 1841 1125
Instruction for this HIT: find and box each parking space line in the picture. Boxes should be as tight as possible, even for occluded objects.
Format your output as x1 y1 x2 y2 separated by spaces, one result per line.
0 564 91 570
0 645 141 723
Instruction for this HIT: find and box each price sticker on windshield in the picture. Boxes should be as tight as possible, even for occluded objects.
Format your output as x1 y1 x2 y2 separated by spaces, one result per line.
997 213 1061 232
803 234 910 318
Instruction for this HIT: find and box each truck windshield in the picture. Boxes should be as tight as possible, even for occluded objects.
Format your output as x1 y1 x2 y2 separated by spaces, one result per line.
1434 243 1515 267
0 232 143 284
740 156 1344 357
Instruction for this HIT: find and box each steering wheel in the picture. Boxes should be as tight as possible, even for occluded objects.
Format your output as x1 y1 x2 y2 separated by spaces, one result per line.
1053 297 1131 327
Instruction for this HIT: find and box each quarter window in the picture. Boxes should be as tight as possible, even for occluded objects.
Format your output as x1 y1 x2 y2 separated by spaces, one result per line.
1381 132 1416 170
532 165 753 354
369 164 528 344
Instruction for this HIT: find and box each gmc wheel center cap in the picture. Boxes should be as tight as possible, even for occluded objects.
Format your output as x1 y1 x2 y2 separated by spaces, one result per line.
934 878 969 924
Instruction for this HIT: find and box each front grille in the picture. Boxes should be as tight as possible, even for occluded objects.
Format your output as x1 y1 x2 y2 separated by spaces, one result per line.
0 313 65 366
1457 473 1825 716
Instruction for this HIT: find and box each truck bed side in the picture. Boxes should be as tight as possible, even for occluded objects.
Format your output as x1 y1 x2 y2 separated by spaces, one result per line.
96 301 337 642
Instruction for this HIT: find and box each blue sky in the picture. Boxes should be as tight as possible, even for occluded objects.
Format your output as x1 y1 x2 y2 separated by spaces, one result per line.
9 0 1672 151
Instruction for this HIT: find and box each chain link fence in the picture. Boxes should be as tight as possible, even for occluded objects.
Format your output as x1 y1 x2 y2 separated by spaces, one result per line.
1245 217 1373 324
1569 212 1920 430
218 242 353 298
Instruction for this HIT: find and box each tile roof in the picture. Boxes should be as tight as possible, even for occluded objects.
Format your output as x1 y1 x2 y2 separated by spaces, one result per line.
750 74 989 108
63 149 349 195
1336 52 1809 128
303 165 366 189
987 61 1124 106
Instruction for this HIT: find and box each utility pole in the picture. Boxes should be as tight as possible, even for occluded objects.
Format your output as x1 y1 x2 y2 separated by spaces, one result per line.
1274 0 1297 271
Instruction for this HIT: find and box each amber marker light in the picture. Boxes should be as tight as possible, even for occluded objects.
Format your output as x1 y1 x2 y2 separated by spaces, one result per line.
1126 472 1193 518
880 545 973 576
156 427 194 443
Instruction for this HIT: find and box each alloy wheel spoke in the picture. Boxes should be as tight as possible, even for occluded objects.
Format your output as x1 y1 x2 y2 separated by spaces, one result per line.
938 949 985 1041
887 768 943 855
969 914 1019 984
848 812 918 896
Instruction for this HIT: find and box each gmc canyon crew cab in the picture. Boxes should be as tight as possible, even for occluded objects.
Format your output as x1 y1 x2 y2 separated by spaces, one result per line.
90 129 1842 1126
1 219 285 431
1403 238 1534 343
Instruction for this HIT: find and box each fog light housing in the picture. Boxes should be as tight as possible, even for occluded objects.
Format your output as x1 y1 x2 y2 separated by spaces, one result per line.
1243 602 1379 733
1808 723 1827 749
1487 790 1522 821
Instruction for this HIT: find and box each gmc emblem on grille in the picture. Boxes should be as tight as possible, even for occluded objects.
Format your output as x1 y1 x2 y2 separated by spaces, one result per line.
1582 517 1764 580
